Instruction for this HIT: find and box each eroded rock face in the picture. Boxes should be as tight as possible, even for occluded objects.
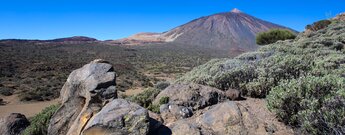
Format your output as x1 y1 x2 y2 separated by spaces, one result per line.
82 99 149 135
48 59 117 135
0 113 30 135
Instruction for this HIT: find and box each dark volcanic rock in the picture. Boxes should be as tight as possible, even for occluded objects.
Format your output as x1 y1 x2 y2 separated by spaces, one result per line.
0 113 30 135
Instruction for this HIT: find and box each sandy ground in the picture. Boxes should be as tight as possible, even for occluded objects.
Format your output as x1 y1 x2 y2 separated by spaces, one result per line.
0 95 59 118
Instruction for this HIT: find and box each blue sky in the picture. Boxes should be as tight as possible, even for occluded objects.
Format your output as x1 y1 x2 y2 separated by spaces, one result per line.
0 0 344 40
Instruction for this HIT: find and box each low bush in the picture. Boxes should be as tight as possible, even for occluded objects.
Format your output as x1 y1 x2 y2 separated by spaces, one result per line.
256 29 296 45
127 88 161 111
147 104 160 114
159 96 169 105
267 75 345 134
22 104 60 135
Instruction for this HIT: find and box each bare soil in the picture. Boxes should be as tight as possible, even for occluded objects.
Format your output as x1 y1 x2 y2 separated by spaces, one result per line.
0 94 59 118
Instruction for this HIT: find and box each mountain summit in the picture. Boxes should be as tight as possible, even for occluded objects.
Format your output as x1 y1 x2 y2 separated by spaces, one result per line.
230 8 242 13
111 9 296 52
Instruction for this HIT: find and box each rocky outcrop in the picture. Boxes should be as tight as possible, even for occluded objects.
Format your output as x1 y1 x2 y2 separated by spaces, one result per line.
82 99 149 135
0 113 30 135
196 101 259 134
154 83 226 110
44 59 293 135
166 101 263 135
154 83 227 123
48 59 117 135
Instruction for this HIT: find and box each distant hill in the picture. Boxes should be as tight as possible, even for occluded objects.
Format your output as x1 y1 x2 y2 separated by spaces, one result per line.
109 8 297 52
0 36 97 43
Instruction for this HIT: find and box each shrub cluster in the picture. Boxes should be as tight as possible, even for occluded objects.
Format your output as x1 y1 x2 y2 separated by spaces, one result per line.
22 104 60 135
127 88 162 113
256 29 296 45
267 75 345 134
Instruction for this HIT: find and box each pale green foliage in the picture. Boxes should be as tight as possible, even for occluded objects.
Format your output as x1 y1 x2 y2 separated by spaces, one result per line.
178 21 345 98
267 75 345 134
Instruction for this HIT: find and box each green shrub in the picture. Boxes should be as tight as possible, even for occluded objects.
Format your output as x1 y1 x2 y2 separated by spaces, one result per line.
306 20 332 31
267 75 345 134
177 59 257 92
159 96 169 105
256 29 296 45
147 104 160 113
22 104 60 135
127 88 160 108
245 53 313 97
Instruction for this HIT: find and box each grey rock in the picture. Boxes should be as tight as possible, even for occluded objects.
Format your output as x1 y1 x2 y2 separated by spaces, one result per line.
196 101 258 135
48 59 117 135
154 83 227 110
160 104 193 122
0 113 30 135
82 99 149 135
171 120 201 135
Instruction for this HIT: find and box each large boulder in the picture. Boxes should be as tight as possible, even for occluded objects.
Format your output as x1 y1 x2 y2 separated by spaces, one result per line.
196 101 259 135
154 83 226 123
48 59 117 135
166 101 263 135
82 99 149 135
154 83 226 110
0 113 30 135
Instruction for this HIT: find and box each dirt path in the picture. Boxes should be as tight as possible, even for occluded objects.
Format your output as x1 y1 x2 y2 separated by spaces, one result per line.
235 98 294 135
0 95 59 118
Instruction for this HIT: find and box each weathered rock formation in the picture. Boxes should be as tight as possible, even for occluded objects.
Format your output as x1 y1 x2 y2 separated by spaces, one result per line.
48 59 118 135
153 83 227 123
0 113 30 135
154 83 227 110
164 101 265 135
82 99 149 135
